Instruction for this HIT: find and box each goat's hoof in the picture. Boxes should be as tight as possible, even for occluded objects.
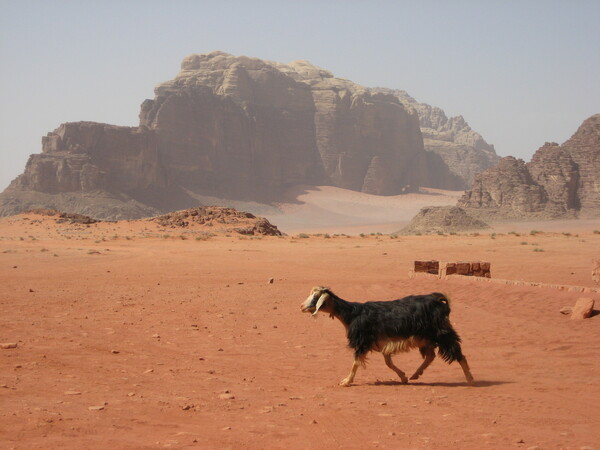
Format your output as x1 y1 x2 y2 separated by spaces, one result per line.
409 374 420 380
339 379 352 387
400 376 409 384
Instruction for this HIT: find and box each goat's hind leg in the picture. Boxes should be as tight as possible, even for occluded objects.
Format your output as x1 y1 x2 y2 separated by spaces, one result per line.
410 346 436 380
458 356 474 384
383 354 408 384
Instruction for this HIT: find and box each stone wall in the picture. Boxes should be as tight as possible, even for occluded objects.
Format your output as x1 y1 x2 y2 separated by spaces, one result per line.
413 260 491 278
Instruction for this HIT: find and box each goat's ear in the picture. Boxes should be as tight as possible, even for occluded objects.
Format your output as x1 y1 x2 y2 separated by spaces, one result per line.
313 292 330 315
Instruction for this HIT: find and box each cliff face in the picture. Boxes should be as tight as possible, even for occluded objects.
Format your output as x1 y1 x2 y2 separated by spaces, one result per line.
140 53 440 196
459 114 600 219
373 89 500 187
1 51 466 219
11 122 166 194
530 114 600 214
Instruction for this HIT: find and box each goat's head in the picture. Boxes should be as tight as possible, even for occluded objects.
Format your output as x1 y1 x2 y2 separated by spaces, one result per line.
301 286 332 316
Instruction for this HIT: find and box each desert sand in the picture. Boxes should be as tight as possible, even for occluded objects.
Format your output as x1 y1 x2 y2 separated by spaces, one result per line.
267 186 464 234
1 188 599 449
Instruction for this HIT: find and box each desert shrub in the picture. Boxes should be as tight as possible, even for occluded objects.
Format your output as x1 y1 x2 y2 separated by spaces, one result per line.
297 233 310 239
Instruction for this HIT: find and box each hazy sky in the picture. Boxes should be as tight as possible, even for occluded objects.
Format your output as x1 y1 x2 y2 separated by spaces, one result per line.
1 0 599 190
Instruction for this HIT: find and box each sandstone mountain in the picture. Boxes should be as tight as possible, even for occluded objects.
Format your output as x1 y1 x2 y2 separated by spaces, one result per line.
373 89 499 186
458 114 600 219
0 51 493 220
399 206 490 235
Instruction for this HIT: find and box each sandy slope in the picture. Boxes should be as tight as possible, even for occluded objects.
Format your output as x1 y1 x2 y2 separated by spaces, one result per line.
1 211 599 449
264 186 463 234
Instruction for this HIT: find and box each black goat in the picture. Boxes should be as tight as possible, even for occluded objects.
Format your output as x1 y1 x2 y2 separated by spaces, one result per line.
300 286 474 386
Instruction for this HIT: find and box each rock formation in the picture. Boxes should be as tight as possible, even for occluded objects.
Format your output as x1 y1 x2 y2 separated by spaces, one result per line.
373 89 499 186
0 51 480 220
459 114 600 219
149 206 282 236
399 206 490 235
25 208 100 225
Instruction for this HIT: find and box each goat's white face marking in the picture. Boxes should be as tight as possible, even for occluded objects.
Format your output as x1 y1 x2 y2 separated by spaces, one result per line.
300 287 329 315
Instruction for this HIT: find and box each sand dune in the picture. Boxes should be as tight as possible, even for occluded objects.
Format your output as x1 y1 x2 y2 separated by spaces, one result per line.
264 185 462 234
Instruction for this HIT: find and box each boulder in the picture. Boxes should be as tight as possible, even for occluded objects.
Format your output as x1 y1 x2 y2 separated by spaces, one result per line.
570 297 595 320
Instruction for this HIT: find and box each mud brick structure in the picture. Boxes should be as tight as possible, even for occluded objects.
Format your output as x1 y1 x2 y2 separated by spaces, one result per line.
413 260 491 278
413 260 440 275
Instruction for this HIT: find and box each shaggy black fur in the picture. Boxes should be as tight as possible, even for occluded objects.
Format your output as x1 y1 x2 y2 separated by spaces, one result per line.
316 289 465 363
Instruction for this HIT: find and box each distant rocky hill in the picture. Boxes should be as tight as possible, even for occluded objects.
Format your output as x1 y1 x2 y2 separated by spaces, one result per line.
373 89 500 186
459 114 600 219
149 206 282 236
399 206 489 235
0 51 496 220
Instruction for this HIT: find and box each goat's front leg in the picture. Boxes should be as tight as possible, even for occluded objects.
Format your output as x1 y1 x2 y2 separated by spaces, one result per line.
383 354 408 384
340 358 361 386
410 346 436 380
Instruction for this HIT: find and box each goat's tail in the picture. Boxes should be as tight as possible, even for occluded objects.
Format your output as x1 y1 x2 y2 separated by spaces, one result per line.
436 327 464 363
428 294 462 363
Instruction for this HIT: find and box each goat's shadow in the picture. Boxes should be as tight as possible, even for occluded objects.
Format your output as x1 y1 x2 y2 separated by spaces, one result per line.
368 380 511 388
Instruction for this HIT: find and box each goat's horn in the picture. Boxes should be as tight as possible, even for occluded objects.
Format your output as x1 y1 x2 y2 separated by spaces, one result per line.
313 293 329 315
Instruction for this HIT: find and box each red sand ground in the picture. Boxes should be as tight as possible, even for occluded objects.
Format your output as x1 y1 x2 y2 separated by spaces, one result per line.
1 203 600 449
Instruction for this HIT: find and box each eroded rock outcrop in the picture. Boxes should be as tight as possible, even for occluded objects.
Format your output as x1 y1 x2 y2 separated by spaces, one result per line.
0 51 473 219
149 206 282 236
459 114 600 219
399 206 490 235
